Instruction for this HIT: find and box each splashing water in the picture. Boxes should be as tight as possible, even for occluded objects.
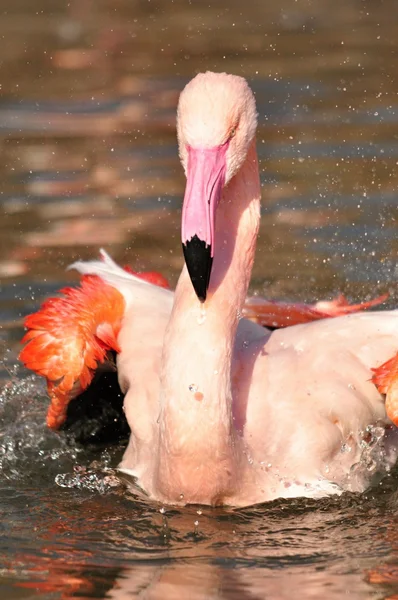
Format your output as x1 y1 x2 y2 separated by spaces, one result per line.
55 463 123 494
0 373 78 480
345 425 398 490
0 369 125 492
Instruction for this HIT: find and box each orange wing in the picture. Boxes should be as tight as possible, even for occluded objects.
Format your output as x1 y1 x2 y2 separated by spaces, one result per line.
372 353 398 426
243 294 388 328
19 267 170 430
19 275 125 429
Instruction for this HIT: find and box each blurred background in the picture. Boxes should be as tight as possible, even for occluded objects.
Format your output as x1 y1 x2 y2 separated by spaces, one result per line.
1 1 398 598
2 0 398 365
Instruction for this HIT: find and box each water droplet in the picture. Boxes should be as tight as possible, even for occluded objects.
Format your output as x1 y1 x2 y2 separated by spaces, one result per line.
197 307 206 325
189 384 198 393
366 458 377 472
194 520 199 527
159 507 165 514
179 493 184 500
341 443 352 453
372 426 385 441
196 509 202 515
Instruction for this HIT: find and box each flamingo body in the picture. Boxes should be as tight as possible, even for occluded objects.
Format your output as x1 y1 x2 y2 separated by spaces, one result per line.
19 72 398 507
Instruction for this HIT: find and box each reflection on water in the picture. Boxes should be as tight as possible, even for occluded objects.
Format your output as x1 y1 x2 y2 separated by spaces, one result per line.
2 373 398 599
1 0 398 598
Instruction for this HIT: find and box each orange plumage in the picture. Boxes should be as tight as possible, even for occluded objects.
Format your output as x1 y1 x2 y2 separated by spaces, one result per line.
372 353 398 426
243 293 388 328
19 275 125 429
123 266 170 289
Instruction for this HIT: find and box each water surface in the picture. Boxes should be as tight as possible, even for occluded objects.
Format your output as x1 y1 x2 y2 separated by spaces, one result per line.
1 1 398 598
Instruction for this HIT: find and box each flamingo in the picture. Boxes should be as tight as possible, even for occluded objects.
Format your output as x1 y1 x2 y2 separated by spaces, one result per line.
20 72 398 507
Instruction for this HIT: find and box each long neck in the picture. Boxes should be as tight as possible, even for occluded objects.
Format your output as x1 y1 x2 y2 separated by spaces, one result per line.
155 140 261 504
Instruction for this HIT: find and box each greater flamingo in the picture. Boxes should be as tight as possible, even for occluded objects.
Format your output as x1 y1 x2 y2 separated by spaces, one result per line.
21 72 398 506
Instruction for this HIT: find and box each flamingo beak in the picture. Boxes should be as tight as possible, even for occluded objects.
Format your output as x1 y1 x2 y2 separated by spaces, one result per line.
181 143 228 302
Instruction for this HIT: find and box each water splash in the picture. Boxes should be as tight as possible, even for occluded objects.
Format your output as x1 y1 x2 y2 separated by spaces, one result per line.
0 369 124 494
0 373 81 481
55 462 123 494
347 425 397 486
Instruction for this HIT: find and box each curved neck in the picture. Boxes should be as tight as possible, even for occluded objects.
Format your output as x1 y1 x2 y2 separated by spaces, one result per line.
156 140 261 504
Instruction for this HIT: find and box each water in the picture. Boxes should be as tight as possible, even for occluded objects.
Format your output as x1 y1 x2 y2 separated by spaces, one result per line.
1 0 398 597
2 375 398 599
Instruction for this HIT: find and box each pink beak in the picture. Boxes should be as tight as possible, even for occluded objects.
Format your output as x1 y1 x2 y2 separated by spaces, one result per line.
181 142 228 302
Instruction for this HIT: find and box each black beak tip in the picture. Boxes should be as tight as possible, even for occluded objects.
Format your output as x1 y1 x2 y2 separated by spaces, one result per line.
182 235 213 303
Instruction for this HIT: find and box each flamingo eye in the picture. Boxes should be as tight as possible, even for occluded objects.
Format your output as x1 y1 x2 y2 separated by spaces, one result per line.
230 126 237 138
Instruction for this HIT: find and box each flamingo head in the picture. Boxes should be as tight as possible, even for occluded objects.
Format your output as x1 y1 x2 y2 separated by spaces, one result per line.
177 71 257 302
